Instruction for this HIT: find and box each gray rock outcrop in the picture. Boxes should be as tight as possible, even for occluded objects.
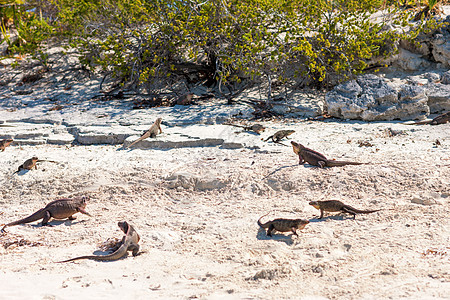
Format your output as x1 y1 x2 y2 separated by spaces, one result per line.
425 83 450 112
376 16 450 71
326 74 429 121
431 32 450 68
325 73 450 121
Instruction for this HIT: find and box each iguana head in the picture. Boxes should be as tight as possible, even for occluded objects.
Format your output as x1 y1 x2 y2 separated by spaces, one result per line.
75 196 92 216
309 201 320 210
118 221 130 234
291 141 300 154
81 196 89 204
294 219 309 230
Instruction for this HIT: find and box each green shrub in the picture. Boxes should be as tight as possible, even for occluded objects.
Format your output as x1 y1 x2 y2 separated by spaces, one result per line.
1 0 446 90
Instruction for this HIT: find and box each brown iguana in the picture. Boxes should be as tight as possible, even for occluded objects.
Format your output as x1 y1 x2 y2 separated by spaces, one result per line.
13 157 39 174
13 157 58 174
309 200 380 219
0 139 13 151
291 141 365 168
229 123 266 134
58 221 140 262
1 196 91 232
175 93 194 105
127 117 163 148
409 111 450 125
258 213 309 237
265 130 295 144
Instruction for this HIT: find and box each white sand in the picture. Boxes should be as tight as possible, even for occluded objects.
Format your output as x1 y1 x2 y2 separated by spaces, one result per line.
0 37 449 299
1 118 449 299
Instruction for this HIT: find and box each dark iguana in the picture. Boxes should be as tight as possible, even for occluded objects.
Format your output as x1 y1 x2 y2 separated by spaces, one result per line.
291 141 365 168
0 139 13 152
309 200 380 219
258 213 309 237
265 130 295 144
1 196 91 232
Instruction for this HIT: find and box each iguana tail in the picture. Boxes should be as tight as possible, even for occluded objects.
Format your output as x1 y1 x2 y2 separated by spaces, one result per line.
257 212 271 228
326 160 365 167
1 208 47 232
57 245 128 262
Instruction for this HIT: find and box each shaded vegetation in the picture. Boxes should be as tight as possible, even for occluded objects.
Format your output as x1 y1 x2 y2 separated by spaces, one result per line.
0 0 447 96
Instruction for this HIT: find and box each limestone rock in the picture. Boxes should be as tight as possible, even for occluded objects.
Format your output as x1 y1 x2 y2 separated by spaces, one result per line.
431 33 450 68
71 126 135 145
326 75 431 121
441 70 450 84
425 83 450 113
399 39 430 57
395 48 430 71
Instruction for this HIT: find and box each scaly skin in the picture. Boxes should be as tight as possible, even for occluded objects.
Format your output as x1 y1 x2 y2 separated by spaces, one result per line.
265 130 295 143
291 141 364 168
258 213 309 237
1 196 91 232
410 112 450 125
244 124 265 134
430 112 450 125
229 123 266 134
0 139 13 151
127 117 163 148
14 157 39 174
58 221 140 262
176 93 194 105
309 200 380 219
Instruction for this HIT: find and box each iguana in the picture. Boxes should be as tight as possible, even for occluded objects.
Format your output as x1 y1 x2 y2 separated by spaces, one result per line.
13 157 38 174
258 213 309 237
229 123 266 134
127 117 163 148
1 196 91 232
309 200 380 219
58 221 140 262
13 157 58 174
409 111 450 125
265 130 295 144
291 141 365 168
175 93 194 105
0 139 13 151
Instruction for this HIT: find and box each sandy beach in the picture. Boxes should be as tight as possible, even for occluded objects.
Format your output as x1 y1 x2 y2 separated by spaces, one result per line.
1 111 449 299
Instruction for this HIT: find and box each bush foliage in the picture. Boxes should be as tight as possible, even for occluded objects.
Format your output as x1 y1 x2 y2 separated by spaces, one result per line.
0 0 446 91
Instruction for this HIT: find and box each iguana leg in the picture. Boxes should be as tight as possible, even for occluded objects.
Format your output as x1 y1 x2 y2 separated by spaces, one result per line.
68 215 76 220
78 207 91 216
129 243 140 256
298 156 304 165
319 209 324 219
267 224 275 237
341 207 356 219
291 228 298 236
42 211 51 225
318 161 326 168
